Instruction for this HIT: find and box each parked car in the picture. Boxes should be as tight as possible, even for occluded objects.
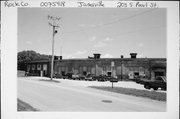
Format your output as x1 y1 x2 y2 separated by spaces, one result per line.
134 78 145 84
94 75 107 82
72 74 80 80
62 73 73 79
53 73 62 78
143 76 166 90
79 74 85 80
109 76 118 82
85 74 95 81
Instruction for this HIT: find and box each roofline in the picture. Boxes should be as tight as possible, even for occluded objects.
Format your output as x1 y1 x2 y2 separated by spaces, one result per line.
26 60 51 63
26 58 166 63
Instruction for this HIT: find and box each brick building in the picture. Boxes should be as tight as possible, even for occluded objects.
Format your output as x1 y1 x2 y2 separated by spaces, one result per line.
25 53 166 80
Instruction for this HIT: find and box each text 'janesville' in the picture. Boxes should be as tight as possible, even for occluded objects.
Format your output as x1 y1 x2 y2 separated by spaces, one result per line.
78 1 104 7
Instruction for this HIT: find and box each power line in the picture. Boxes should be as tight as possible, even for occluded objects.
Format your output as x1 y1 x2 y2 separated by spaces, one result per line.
110 25 165 37
61 9 158 35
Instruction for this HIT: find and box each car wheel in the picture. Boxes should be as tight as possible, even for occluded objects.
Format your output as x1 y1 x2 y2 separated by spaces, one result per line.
162 87 166 91
153 87 158 90
144 84 150 89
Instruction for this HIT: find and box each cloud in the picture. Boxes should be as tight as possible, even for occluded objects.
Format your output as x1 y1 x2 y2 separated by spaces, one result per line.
63 54 74 59
138 43 144 47
63 50 87 59
92 37 112 48
75 50 87 55
89 36 96 41
139 53 144 58
78 24 86 27
101 54 113 58
37 39 41 43
67 55 75 59
104 37 113 42
94 41 107 48
25 41 32 44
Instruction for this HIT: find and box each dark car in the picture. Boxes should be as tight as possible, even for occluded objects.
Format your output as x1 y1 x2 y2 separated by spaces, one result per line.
62 73 73 79
135 78 145 84
85 74 95 81
53 73 62 78
109 76 118 82
93 75 107 82
143 76 166 90
79 74 86 80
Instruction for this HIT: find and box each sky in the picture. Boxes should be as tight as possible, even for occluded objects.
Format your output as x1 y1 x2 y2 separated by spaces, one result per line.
18 8 166 59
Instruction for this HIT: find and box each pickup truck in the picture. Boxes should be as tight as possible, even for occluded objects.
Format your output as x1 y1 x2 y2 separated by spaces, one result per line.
143 76 166 91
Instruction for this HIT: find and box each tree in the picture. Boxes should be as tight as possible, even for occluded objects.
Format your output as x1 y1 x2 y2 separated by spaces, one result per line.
17 50 51 70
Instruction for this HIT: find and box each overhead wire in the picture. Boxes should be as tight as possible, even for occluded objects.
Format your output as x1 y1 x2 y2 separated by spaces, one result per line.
61 8 158 35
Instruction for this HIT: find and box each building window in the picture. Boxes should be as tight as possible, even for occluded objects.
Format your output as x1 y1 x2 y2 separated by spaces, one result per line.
83 66 87 71
61 66 65 71
27 65 30 71
139 67 144 72
37 64 41 70
83 71 87 75
32 65 35 70
129 67 133 71
43 64 47 71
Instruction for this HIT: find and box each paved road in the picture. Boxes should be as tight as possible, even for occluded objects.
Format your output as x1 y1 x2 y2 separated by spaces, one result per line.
18 78 166 111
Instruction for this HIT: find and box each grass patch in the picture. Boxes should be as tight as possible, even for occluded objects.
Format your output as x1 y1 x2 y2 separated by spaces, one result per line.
89 86 166 101
18 99 39 111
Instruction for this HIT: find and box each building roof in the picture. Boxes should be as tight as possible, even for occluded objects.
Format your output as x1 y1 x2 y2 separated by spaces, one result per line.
26 58 166 63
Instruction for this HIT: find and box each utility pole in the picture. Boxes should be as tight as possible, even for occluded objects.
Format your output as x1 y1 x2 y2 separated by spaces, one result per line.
121 60 123 80
48 15 61 80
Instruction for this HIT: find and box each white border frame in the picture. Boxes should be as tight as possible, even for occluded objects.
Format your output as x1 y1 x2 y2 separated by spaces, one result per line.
1 1 179 119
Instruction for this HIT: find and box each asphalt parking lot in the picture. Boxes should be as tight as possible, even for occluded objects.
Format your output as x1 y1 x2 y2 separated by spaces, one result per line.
18 77 166 111
23 76 166 93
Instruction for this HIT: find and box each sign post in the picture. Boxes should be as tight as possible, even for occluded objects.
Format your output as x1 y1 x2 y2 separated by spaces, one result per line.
111 61 115 88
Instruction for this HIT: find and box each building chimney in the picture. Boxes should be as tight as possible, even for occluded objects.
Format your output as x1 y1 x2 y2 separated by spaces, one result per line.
54 56 58 60
121 55 124 58
130 53 137 58
54 56 62 60
59 56 62 60
93 53 101 59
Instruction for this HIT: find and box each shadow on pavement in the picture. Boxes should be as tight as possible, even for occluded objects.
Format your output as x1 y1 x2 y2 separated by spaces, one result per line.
38 79 61 83
89 86 166 101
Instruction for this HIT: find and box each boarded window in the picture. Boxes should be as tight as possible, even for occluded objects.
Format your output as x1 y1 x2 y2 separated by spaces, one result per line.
139 67 144 72
27 65 31 71
37 64 41 70
32 65 35 70
43 64 47 71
